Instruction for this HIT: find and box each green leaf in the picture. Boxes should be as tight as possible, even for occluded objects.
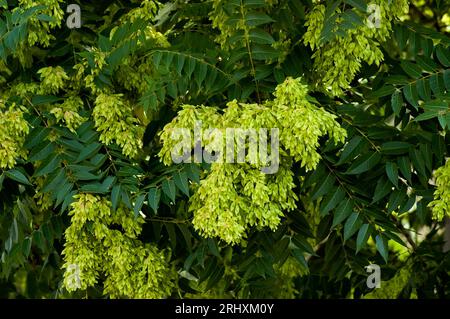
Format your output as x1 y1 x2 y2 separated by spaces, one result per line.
429 73 445 97
206 263 225 291
152 51 162 68
343 212 362 241
249 29 275 44
391 91 403 116
250 45 280 60
385 162 399 188
10 218 18 243
343 0 367 11
403 84 419 109
311 173 335 200
32 230 46 252
416 78 432 101
423 99 449 112
435 45 450 67
121 190 132 209
61 190 76 213
36 14 56 22
42 170 65 194
76 142 102 163
134 194 145 218
29 143 56 162
111 185 121 212
4 26 21 51
291 249 308 270
414 110 440 122
185 57 196 78
394 25 408 51
244 13 274 27
17 199 31 226
176 54 185 75
18 5 45 22
243 0 267 8
337 136 365 165
162 179 176 202
387 189 406 213
356 224 371 253
34 156 60 177
432 134 445 166
416 55 439 73
380 142 411 155
178 224 192 252
319 2 340 44
22 237 32 257
207 238 220 257
420 143 433 173
80 183 108 194
320 186 346 216
195 63 207 87
41 223 53 244
400 61 423 78
62 138 85 152
148 187 161 214
98 35 111 52
254 65 273 81
101 176 116 191
369 85 395 98
24 127 50 149
423 36 435 56
399 194 416 214
397 156 412 183
55 182 74 207
372 178 392 203
167 81 177 99
345 152 381 175
72 169 101 181
375 235 389 263
5 169 32 186
292 235 317 256
109 44 132 68
154 2 177 26
165 223 177 250
383 231 407 247
31 95 62 105
444 69 450 91
339 9 364 29
332 198 354 227
173 171 189 196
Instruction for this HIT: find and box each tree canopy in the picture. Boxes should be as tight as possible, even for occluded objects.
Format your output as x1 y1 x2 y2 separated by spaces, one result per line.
0 0 449 299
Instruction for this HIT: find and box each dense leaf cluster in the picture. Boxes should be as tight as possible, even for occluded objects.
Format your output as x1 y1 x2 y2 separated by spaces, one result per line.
0 0 449 298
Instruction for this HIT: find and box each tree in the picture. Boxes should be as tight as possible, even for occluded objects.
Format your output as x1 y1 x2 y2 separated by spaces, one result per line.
0 0 449 299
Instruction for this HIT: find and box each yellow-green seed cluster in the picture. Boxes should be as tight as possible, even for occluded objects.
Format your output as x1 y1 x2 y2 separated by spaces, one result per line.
1 1 167 159
50 96 86 133
304 0 409 95
159 77 347 244
273 78 347 169
0 104 29 169
428 160 450 221
93 93 144 158
125 0 158 22
37 66 69 95
13 0 64 66
62 194 175 298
